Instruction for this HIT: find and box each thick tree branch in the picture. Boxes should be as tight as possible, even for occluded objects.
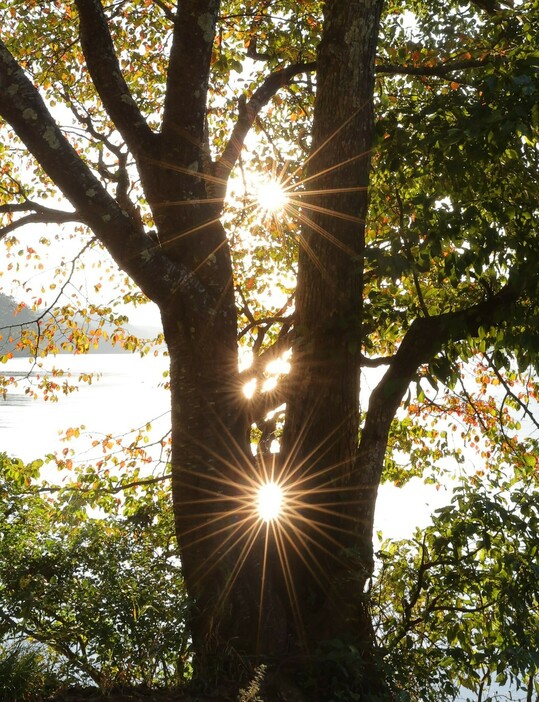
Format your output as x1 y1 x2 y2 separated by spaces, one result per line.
359 353 393 368
0 40 212 318
358 271 535 491
376 56 492 78
74 0 155 154
0 200 82 239
0 208 82 238
239 315 291 339
470 0 514 14
215 61 317 186
162 0 220 147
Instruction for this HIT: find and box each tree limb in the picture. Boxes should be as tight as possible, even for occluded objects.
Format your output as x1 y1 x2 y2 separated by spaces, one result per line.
0 201 82 238
215 61 317 187
239 315 291 339
36 472 172 495
152 0 175 22
358 271 535 491
485 352 539 433
74 0 155 155
376 56 493 78
61 86 124 159
239 321 294 380
0 211 80 239
0 39 213 318
162 0 220 147
359 353 393 368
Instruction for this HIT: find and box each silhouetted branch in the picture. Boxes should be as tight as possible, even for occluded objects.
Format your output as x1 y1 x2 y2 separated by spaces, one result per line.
152 0 174 21
359 353 393 368
216 61 317 188
0 201 82 239
376 56 493 78
0 39 214 316
358 267 538 498
74 0 154 154
36 472 171 496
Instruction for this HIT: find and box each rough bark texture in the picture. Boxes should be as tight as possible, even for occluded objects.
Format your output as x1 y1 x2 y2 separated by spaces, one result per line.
276 2 385 696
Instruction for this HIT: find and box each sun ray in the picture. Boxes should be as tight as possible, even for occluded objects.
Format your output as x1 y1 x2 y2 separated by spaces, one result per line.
295 501 369 528
192 237 230 276
279 516 359 595
146 157 228 191
256 524 271 651
272 522 307 647
157 197 227 207
287 205 361 259
179 509 252 552
290 509 360 546
285 458 355 491
157 216 224 248
276 520 332 590
289 199 365 225
172 429 262 488
279 414 352 486
292 148 373 191
215 518 266 612
295 186 368 197
173 470 255 500
282 101 372 188
188 515 258 587
291 231 328 278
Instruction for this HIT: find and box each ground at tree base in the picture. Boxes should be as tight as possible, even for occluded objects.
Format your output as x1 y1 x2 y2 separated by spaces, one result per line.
47 686 234 702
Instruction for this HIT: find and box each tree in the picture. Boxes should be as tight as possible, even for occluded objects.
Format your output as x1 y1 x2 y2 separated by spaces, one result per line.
0 0 538 699
0 453 189 692
373 461 539 702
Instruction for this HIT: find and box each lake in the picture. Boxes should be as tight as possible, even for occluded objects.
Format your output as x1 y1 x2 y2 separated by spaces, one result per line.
0 353 449 539
0 353 170 473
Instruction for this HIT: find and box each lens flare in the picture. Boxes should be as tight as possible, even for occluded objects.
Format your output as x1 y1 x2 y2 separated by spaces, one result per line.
257 481 284 522
256 179 288 214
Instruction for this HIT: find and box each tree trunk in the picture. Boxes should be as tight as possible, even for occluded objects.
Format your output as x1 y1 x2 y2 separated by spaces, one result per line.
157 2 389 699
275 1 386 698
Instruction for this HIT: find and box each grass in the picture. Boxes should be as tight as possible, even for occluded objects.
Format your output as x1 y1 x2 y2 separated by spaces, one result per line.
0 641 59 701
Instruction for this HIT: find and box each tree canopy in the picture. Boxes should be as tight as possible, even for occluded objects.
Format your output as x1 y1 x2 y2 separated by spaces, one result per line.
0 0 538 700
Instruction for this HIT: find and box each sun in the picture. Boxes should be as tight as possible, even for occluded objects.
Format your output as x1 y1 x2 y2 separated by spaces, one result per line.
257 481 284 522
256 178 288 214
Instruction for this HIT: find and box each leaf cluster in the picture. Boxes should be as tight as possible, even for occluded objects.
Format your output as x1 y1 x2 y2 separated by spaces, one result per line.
0 453 188 692
373 463 539 701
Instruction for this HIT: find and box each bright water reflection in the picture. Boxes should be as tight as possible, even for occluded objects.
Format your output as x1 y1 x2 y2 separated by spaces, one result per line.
0 353 448 539
0 354 170 465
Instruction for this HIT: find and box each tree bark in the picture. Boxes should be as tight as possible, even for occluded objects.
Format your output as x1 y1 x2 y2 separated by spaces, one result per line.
156 4 390 697
272 1 386 697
